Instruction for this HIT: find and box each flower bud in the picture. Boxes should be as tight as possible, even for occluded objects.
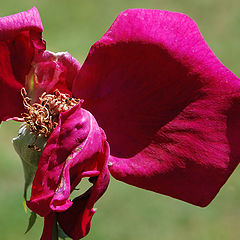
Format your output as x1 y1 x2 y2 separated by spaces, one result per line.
12 123 48 202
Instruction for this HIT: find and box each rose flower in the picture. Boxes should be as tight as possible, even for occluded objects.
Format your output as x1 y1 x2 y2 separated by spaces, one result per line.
1 7 240 240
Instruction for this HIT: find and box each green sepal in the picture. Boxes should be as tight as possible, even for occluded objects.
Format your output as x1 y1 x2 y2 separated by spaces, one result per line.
25 211 37 234
22 158 37 204
23 197 27 214
12 124 48 204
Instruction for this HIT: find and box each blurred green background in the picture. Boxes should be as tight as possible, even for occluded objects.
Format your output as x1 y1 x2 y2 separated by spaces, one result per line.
1 0 240 239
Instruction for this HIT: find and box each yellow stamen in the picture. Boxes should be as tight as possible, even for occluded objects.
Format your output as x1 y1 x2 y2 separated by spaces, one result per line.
21 88 82 150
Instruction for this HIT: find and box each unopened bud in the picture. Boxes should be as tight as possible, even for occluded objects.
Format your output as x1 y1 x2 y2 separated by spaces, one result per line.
12 124 48 202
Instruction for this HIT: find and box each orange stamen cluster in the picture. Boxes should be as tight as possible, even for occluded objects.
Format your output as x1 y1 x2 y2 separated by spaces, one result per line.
21 88 81 139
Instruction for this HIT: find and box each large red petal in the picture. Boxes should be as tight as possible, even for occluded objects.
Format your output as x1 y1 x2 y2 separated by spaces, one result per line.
0 7 44 122
73 9 240 206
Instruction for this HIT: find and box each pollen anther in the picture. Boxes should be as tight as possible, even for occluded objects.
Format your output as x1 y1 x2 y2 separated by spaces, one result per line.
21 88 82 139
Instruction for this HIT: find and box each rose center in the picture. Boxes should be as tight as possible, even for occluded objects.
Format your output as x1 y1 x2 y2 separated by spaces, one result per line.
21 88 82 150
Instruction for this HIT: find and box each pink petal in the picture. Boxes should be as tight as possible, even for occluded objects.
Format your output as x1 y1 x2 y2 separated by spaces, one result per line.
57 141 110 239
0 7 43 40
28 51 81 102
0 7 45 122
73 9 240 206
27 104 109 217
0 8 80 121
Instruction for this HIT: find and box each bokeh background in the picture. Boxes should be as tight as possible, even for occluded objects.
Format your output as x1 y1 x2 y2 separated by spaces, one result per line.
1 0 240 239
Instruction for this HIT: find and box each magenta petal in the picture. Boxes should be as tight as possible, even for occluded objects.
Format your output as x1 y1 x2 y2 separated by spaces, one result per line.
0 7 43 40
57 141 110 239
27 104 109 216
73 9 240 206
0 8 80 122
28 51 81 102
0 7 45 122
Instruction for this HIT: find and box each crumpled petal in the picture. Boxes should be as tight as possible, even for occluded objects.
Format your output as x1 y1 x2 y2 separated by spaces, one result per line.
27 103 109 219
57 140 110 239
27 50 81 102
0 8 81 122
73 9 240 207
39 141 109 240
0 7 44 122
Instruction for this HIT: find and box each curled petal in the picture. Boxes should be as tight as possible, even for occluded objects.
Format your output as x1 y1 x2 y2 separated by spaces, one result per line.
27 103 109 217
57 140 110 239
0 8 80 122
73 9 240 206
0 7 45 122
28 51 81 102
0 7 43 40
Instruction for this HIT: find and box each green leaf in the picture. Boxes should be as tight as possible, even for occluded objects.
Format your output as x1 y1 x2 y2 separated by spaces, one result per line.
25 211 37 234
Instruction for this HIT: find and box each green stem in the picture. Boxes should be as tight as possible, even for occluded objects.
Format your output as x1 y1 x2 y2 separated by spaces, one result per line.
52 214 59 240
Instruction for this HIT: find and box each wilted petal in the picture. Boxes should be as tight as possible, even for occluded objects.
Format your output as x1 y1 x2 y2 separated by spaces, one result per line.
27 51 81 102
0 7 44 122
57 141 110 239
73 9 240 206
0 8 81 122
27 104 109 217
